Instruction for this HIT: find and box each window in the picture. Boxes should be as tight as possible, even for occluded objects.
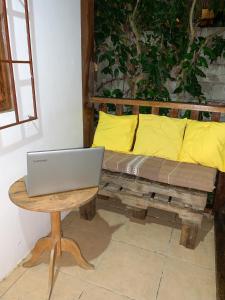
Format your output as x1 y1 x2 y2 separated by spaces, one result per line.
0 0 37 129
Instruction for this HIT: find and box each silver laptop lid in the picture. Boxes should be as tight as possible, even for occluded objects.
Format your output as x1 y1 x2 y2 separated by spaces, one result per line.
26 147 104 197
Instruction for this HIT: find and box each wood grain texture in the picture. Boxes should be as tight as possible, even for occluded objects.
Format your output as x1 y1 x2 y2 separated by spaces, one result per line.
99 170 205 248
100 103 107 112
212 112 221 122
169 109 179 118
12 181 97 299
132 105 139 114
91 97 225 113
151 107 160 115
61 238 94 270
0 5 13 112
190 110 199 120
81 0 94 147
116 104 123 115
180 222 199 249
214 172 225 212
214 210 225 300
101 171 207 210
79 197 96 220
8 178 98 213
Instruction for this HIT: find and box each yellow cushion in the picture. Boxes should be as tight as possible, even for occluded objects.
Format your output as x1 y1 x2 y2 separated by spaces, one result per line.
179 120 225 171
133 114 187 161
92 111 138 152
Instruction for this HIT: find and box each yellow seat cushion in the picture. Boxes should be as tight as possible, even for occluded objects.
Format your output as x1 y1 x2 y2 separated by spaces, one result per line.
133 114 187 161
179 120 225 171
92 111 138 152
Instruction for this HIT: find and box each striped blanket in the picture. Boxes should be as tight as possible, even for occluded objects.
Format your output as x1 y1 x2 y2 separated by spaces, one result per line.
102 151 217 192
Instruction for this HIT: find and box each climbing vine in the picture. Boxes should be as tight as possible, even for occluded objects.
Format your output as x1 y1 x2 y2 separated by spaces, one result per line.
94 0 225 103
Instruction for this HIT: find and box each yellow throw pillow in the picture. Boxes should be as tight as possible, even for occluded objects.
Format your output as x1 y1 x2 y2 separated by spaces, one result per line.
133 114 187 161
179 120 225 171
92 111 138 152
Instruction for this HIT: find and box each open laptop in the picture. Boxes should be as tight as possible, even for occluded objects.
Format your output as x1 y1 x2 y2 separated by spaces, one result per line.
25 147 104 197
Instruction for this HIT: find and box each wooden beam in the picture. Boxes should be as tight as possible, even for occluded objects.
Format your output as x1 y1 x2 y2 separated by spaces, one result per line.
81 0 94 147
214 210 225 300
214 172 225 212
90 97 225 113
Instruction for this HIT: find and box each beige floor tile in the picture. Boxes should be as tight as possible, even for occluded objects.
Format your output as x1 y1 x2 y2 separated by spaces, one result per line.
111 216 173 254
0 265 27 296
72 240 165 300
61 210 79 228
157 257 216 300
63 210 127 236
80 284 132 300
97 209 129 227
1 264 87 300
167 227 215 269
60 210 126 267
0 209 216 300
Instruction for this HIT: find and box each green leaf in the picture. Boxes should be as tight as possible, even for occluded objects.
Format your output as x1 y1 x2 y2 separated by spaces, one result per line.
197 56 208 68
174 85 183 94
112 89 123 98
114 68 119 78
195 67 206 78
103 89 111 97
101 66 113 75
118 65 127 74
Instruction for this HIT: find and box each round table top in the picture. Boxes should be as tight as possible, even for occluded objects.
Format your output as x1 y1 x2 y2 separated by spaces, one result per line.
8 178 98 213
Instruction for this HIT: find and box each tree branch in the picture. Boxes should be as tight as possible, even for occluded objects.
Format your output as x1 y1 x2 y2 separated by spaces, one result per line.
189 0 197 44
129 0 141 56
96 77 125 92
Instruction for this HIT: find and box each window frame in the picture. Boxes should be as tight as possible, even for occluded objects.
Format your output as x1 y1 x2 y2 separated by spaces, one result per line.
0 0 37 129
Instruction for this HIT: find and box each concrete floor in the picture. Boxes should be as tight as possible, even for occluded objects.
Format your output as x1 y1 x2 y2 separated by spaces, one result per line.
0 199 216 300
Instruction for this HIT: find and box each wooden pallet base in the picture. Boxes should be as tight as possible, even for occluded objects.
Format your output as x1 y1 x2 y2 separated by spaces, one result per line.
97 170 207 249
79 170 207 249
79 197 96 221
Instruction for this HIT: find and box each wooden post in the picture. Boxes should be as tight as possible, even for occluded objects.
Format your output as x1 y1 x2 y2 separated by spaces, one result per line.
180 222 198 249
214 209 225 300
81 0 95 147
80 0 96 220
214 172 225 213
179 215 202 249
79 197 96 220
132 208 148 220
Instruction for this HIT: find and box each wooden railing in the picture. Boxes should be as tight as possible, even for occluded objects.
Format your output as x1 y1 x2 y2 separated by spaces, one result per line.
90 96 225 121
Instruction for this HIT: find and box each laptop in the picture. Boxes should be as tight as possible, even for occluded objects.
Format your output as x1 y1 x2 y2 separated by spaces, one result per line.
25 147 104 197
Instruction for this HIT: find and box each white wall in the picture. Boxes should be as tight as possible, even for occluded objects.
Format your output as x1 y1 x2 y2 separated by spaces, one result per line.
0 0 83 280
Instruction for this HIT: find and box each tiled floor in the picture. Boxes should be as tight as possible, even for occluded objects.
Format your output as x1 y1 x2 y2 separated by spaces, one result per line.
0 198 216 300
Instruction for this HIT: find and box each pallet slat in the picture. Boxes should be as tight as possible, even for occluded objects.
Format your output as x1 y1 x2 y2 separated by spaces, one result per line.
116 104 123 115
151 107 159 115
100 103 107 112
169 109 179 118
190 110 199 120
212 112 221 122
132 105 139 115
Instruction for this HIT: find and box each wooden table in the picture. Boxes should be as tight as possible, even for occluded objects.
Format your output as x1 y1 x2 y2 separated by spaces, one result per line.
9 178 98 299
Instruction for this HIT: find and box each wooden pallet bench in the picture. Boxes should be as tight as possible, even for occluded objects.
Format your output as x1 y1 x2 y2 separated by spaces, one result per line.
80 97 225 249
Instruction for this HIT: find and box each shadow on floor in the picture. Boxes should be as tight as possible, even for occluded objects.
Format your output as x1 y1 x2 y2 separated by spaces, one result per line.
39 211 122 267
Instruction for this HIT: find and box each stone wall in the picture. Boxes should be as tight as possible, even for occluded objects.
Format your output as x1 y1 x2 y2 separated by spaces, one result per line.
169 28 225 104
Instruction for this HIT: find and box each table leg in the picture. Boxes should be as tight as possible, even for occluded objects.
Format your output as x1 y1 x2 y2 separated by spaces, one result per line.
47 241 57 300
51 212 62 257
23 237 52 267
61 238 94 270
24 211 93 300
